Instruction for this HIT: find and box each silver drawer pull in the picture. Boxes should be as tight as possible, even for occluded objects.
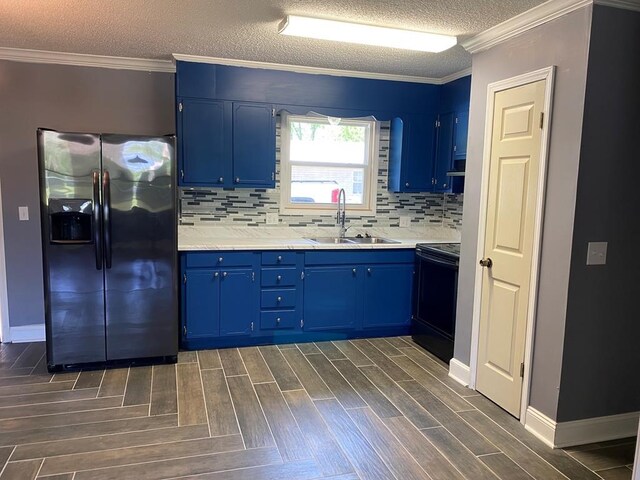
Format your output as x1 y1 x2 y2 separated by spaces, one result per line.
222 272 228 278
276 296 282 302
276 317 281 325
276 275 282 281
277 255 283 262
218 257 223 263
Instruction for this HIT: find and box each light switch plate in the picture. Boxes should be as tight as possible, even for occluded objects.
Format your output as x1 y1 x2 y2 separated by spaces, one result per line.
266 212 279 225
18 206 29 221
399 217 411 228
586 241 607 265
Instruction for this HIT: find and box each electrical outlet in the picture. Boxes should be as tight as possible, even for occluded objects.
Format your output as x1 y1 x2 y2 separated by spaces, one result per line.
399 217 411 228
586 241 607 265
266 212 279 225
18 206 29 221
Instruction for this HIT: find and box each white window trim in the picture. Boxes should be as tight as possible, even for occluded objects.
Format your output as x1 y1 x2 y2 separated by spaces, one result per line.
279 113 379 216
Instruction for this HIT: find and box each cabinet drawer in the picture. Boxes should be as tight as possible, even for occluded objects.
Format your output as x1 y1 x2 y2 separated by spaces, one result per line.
260 310 297 330
261 288 296 308
184 252 256 268
261 268 297 287
262 251 297 266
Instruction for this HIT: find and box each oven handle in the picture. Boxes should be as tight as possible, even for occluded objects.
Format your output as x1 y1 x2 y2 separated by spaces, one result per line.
416 251 459 268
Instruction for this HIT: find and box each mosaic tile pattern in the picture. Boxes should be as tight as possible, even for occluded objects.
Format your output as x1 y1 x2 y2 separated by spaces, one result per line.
180 121 463 230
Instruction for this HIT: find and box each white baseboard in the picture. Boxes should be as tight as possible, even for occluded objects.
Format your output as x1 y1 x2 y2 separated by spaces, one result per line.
555 411 640 448
448 358 471 387
525 406 640 448
9 324 45 343
525 407 557 448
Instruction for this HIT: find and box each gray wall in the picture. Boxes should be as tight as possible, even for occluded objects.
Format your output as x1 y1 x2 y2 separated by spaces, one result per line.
556 6 640 422
453 7 592 420
0 60 174 328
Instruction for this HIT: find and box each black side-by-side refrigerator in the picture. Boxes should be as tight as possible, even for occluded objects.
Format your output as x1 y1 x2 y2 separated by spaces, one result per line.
37 129 178 371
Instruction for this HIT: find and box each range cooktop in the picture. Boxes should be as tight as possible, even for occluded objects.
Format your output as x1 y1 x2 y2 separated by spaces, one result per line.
416 243 461 258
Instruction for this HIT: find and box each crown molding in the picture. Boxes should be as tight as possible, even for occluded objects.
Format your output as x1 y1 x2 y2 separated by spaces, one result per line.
0 47 175 73
172 53 458 85
462 0 592 54
439 67 472 84
462 0 640 55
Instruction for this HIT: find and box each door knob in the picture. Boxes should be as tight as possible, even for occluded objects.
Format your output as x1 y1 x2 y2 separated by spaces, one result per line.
479 258 493 268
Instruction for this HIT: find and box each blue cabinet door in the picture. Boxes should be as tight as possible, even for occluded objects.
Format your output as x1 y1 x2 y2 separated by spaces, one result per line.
388 116 435 193
232 102 276 188
454 110 469 160
219 268 257 337
433 112 455 192
363 264 414 328
179 98 230 186
303 266 360 331
184 270 219 338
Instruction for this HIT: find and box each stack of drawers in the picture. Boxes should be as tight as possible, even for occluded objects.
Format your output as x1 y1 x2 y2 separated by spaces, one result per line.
260 251 303 331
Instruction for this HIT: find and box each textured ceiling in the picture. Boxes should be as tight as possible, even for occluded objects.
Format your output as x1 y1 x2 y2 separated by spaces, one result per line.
0 0 546 79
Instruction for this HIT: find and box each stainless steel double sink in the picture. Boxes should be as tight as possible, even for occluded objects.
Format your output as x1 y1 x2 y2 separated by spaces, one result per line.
306 236 400 245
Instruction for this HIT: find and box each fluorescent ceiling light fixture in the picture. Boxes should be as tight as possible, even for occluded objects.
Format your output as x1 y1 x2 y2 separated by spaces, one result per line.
278 15 457 53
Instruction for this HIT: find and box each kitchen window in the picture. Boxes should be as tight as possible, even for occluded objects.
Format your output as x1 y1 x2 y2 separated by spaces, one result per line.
279 113 379 215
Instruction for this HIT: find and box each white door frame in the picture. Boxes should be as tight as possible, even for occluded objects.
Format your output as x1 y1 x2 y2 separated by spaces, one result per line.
0 178 11 343
469 66 556 423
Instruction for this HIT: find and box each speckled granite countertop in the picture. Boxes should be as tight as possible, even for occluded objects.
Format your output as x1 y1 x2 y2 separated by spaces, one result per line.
178 226 460 251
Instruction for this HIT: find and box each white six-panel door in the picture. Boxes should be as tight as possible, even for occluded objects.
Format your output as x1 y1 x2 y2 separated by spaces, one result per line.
476 79 546 417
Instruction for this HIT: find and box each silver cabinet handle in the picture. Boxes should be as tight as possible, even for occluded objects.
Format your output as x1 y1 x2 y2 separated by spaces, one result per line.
352 268 357 275
222 271 228 277
276 317 281 325
218 257 223 263
235 177 240 183
214 272 219 278
277 255 283 262
277 296 282 302
405 182 410 187
276 275 282 282
218 177 224 183
367 268 372 274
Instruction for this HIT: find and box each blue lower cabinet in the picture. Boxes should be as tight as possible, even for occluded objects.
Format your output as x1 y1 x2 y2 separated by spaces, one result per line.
219 268 258 337
363 264 414 328
183 270 220 339
303 266 361 331
261 310 297 330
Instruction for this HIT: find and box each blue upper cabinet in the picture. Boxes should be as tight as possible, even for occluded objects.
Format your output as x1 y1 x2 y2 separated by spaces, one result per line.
179 98 229 186
454 110 469 160
433 112 455 192
233 102 276 187
388 115 436 193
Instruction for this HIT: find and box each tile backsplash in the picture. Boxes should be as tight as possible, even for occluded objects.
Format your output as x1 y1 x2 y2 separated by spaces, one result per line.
180 121 463 230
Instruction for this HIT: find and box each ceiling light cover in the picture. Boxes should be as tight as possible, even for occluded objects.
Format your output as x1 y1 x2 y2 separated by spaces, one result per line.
278 15 457 53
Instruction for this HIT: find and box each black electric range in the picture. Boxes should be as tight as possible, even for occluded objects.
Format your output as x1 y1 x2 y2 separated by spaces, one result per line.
412 243 460 364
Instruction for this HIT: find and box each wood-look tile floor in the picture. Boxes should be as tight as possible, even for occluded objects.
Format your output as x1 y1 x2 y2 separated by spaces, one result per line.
0 338 636 480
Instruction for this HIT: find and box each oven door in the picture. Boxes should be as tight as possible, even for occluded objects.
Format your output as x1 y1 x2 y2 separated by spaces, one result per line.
412 249 459 363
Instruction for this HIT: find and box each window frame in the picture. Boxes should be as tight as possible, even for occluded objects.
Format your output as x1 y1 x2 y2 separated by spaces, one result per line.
279 113 379 216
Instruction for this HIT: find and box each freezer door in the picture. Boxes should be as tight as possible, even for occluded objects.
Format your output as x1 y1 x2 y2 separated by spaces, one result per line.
101 135 178 360
38 129 106 367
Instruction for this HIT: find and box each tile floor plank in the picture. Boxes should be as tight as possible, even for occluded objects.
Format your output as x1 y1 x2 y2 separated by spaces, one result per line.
39 435 244 476
150 364 177 416
12 424 209 461
0 388 98 408
238 347 273 384
226 375 274 449
459 410 567 480
50 372 78 383
0 374 52 387
315 341 347 360
596 466 634 480
0 381 75 399
72 446 281 480
305 354 365 409
392 356 474 412
123 366 152 406
0 396 123 421
421 426 499 480
333 340 374 367
467 394 601 480
332 359 401 418
0 459 42 480
97 368 128 398
258 346 301 391
0 412 175 447
173 458 321 480
351 339 412 381
367 338 404 357
567 443 637 472
0 447 12 473
399 380 499 455
480 453 535 480
197 350 222 370
178 351 197 363
10 343 45 369
280 348 333 400
176 363 207 426
384 337 414 349
400 346 472 396
383 416 464 480
201 369 240 437
254 382 310 461
297 343 321 355
360 365 439 428
218 348 247 377
73 370 104 390
347 407 430 480
283 389 354 477
314 398 395 480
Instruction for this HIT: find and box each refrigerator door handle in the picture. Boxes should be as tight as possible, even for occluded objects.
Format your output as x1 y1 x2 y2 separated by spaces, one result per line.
103 170 112 269
92 171 103 270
